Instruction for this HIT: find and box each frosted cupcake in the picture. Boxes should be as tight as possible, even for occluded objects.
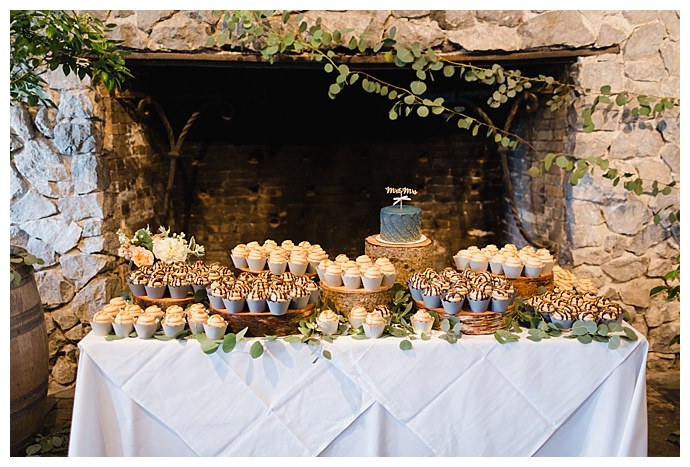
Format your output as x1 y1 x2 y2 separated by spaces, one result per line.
207 281 227 310
551 305 576 329
334 253 350 264
490 287 513 312
307 248 328 274
452 250 465 269
128 269 148 297
324 263 344 287
316 308 340 336
467 288 491 313
145 275 166 299
123 304 143 321
362 266 384 291
469 251 489 273
90 310 113 336
501 255 524 279
421 284 443 309
458 249 474 269
536 248 555 275
267 249 288 275
187 305 209 334
246 249 267 273
363 310 386 339
577 303 600 323
203 314 227 340
377 259 397 287
161 312 186 337
341 267 362 290
267 288 290 316
348 306 368 330
223 288 246 313
134 313 158 339
523 256 545 278
230 244 249 269
489 252 505 275
246 287 268 313
113 310 135 337
356 255 374 269
410 308 434 335
288 252 309 276
316 259 331 282
167 273 192 299
441 289 465 315
600 303 623 325
288 284 310 310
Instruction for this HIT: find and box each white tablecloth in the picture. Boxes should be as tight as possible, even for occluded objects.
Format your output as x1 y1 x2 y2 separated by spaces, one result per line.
69 328 648 456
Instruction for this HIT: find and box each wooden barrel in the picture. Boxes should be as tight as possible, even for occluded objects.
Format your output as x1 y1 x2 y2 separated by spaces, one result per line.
10 253 48 454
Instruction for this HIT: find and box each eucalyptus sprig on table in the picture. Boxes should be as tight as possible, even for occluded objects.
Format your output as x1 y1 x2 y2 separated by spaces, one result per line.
564 320 638 350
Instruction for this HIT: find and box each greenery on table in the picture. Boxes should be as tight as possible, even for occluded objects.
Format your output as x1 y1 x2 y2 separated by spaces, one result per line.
10 10 132 107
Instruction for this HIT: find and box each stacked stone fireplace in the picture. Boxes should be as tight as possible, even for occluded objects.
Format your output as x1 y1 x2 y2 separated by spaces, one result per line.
9 10 679 397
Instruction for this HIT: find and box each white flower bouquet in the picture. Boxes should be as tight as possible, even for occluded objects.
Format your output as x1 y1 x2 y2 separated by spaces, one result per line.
117 225 205 267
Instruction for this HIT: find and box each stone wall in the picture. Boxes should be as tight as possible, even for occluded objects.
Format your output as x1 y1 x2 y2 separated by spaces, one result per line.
10 10 680 395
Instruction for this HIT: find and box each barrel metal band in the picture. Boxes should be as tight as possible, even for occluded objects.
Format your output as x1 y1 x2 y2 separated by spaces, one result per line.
10 379 48 417
10 302 45 338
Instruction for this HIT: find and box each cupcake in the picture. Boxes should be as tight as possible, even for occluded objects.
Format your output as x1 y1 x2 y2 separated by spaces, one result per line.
441 289 465 315
536 248 555 275
578 303 600 323
203 314 227 340
488 252 505 275
551 305 576 329
230 244 249 269
145 276 166 299
537 301 556 322
341 267 362 290
490 287 513 312
334 253 350 264
187 305 209 334
207 281 227 310
377 259 397 287
348 306 368 330
467 288 491 313
452 250 465 269
600 303 623 325
304 280 320 304
90 310 113 336
410 308 434 335
316 259 331 282
288 252 309 276
288 284 310 310
362 266 384 291
134 313 158 339
307 249 327 274
267 288 290 316
324 263 344 287
316 308 340 336
222 287 246 313
112 310 135 337
421 284 443 309
362 310 386 339
161 312 186 337
267 250 288 275
523 256 545 278
468 251 489 272
124 304 143 321
167 273 192 299
246 287 268 313
407 274 426 301
356 255 374 268
246 248 267 272
127 269 148 297
501 255 524 279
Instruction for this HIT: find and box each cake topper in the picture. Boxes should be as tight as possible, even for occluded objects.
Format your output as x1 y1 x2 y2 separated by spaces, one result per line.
386 186 418 209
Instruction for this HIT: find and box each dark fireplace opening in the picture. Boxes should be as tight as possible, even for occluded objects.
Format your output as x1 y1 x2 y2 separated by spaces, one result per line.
123 58 572 266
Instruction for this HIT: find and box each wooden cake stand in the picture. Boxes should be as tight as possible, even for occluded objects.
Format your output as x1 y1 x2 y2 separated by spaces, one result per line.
413 299 512 335
209 303 315 337
364 235 434 284
320 282 394 314
234 266 317 278
132 294 196 311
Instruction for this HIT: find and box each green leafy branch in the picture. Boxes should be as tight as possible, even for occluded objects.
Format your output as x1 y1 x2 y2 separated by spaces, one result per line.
564 320 638 350
650 257 680 301
10 252 44 285
10 10 133 107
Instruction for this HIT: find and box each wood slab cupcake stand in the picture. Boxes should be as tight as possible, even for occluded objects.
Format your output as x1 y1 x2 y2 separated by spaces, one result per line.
210 304 315 337
320 282 393 314
413 299 512 335
133 294 196 311
364 235 434 284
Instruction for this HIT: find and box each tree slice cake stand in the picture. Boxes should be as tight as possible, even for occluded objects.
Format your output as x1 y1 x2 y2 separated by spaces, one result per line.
234 266 317 279
320 282 394 315
209 303 315 337
132 294 196 312
453 269 554 299
364 235 434 285
413 299 512 335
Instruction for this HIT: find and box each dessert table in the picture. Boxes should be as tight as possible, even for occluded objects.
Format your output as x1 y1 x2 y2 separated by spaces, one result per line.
69 328 648 457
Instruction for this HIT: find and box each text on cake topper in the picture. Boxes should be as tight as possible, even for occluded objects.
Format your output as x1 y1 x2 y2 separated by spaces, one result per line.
386 187 417 208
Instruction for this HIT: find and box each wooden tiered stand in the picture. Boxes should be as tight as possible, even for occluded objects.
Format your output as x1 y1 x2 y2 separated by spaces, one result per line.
132 294 196 311
210 304 315 337
364 235 434 284
413 299 512 335
320 282 394 314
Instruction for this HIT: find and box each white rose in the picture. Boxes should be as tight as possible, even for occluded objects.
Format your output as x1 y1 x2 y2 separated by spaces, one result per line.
153 237 188 263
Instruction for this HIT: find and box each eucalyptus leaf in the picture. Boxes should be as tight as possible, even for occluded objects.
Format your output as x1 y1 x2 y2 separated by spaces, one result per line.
410 80 427 95
577 334 593 344
441 319 450 332
250 341 264 358
322 349 332 360
222 333 237 352
596 324 609 336
421 332 430 341
352 334 368 340
399 339 413 351
236 327 248 341
608 335 621 350
623 327 638 341
201 340 220 354
584 320 598 334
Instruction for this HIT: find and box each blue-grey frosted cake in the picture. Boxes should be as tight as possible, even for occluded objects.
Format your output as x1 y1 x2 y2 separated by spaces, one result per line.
380 205 422 243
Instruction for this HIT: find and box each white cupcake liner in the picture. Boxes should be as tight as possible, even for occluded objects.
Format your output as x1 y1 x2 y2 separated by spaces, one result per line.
316 268 326 282
168 285 191 299
222 298 246 313
489 261 504 275
441 300 463 315
422 294 442 309
268 261 287 275
203 323 227 340
381 272 397 287
134 322 157 339
411 319 433 335
162 323 185 337
246 257 267 273
90 321 112 336
362 276 383 291
112 322 134 337
127 280 146 297
349 316 365 330
288 261 308 276
523 265 544 278
551 318 574 329
324 272 343 287
363 323 385 339
188 319 206 334
407 284 423 301
231 255 248 269
467 298 490 313
341 275 362 290
308 261 320 274
208 295 225 310
542 260 555 275
290 295 310 310
267 300 289 316
452 256 463 269
317 319 339 336
246 298 268 313
490 298 511 313
192 284 209 293
458 257 471 269
144 285 166 299
502 264 524 279
469 260 489 272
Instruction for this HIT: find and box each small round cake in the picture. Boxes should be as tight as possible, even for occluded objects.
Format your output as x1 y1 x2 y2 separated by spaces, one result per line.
380 205 422 243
